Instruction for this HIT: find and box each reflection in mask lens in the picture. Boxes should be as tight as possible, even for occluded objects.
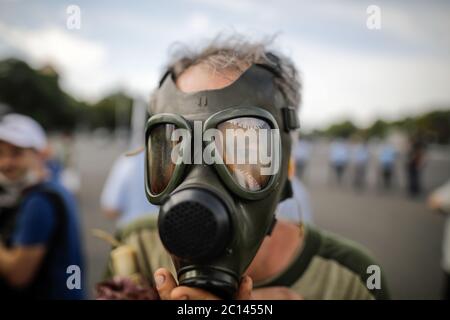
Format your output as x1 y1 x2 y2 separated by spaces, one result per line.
217 117 272 191
147 124 178 194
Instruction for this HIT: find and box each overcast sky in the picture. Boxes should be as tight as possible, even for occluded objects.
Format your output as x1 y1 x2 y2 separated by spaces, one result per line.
0 0 449 129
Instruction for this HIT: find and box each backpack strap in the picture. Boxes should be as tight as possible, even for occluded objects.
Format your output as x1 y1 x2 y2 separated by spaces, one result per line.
35 187 67 273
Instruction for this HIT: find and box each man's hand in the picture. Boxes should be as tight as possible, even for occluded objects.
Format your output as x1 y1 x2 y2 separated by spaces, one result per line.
154 268 302 300
154 268 252 300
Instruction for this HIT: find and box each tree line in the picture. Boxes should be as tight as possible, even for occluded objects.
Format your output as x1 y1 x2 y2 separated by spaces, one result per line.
311 110 449 144
0 58 133 132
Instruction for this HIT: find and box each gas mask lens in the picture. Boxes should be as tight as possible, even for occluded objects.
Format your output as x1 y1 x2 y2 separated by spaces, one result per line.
147 123 178 195
146 111 280 199
216 117 273 191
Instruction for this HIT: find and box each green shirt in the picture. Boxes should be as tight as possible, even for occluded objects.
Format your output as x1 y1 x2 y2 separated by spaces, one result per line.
113 217 390 300
255 225 390 300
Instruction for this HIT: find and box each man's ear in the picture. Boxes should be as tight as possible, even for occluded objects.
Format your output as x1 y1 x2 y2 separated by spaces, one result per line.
288 157 295 179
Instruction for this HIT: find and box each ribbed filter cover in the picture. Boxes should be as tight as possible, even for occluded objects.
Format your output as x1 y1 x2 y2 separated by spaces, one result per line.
159 189 231 261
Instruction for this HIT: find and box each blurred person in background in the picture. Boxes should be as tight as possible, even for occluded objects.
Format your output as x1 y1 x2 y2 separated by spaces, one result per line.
101 100 159 228
50 132 81 197
101 151 159 227
277 157 314 224
352 139 370 190
329 137 350 185
0 114 85 299
292 136 312 179
406 135 426 197
428 180 450 299
378 141 396 190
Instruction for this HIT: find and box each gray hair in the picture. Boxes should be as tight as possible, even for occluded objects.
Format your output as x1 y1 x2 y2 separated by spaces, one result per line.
162 34 302 109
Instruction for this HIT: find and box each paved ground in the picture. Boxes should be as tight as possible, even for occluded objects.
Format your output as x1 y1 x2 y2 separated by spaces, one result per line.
74 133 123 298
309 184 445 299
74 135 450 299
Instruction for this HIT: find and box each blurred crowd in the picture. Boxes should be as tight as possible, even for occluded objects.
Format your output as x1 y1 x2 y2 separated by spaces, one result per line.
293 135 428 197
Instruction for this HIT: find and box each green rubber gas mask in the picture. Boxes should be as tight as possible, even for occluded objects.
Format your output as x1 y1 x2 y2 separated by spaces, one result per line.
145 63 299 298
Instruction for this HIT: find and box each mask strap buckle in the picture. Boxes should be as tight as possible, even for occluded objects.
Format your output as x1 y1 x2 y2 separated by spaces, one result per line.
282 106 300 132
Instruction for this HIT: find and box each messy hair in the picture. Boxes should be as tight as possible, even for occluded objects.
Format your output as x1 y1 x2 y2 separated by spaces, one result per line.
161 34 302 109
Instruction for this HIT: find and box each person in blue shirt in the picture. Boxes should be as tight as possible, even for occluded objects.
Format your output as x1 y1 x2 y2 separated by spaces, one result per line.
0 114 85 299
329 138 350 185
378 142 396 189
352 140 370 189
101 151 159 228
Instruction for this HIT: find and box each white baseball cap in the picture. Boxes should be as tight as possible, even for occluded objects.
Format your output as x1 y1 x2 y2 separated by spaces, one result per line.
0 113 48 151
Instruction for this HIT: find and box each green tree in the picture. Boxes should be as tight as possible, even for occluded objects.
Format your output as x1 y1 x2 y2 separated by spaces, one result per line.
0 58 134 131
367 119 388 138
89 92 133 130
0 58 79 130
324 120 358 138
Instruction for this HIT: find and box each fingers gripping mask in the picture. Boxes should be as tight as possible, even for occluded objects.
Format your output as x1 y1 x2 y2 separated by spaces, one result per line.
145 63 300 298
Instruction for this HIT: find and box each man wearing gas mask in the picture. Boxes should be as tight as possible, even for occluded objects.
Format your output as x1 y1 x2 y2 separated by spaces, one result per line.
140 36 390 300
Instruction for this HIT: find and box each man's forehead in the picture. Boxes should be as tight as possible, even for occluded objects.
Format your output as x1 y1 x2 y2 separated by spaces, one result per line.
175 63 248 94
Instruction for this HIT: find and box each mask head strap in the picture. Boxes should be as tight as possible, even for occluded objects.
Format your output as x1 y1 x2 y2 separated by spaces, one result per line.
257 52 300 132
153 53 300 132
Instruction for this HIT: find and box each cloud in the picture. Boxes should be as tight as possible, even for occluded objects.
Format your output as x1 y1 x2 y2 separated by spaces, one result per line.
0 22 112 100
185 0 450 57
0 22 106 71
185 0 257 15
285 37 450 129
186 12 211 34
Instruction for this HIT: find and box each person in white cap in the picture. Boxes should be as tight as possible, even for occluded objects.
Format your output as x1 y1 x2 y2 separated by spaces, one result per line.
0 114 49 186
0 113 85 299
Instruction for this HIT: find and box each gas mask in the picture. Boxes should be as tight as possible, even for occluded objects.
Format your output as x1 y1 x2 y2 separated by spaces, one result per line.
145 62 300 298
